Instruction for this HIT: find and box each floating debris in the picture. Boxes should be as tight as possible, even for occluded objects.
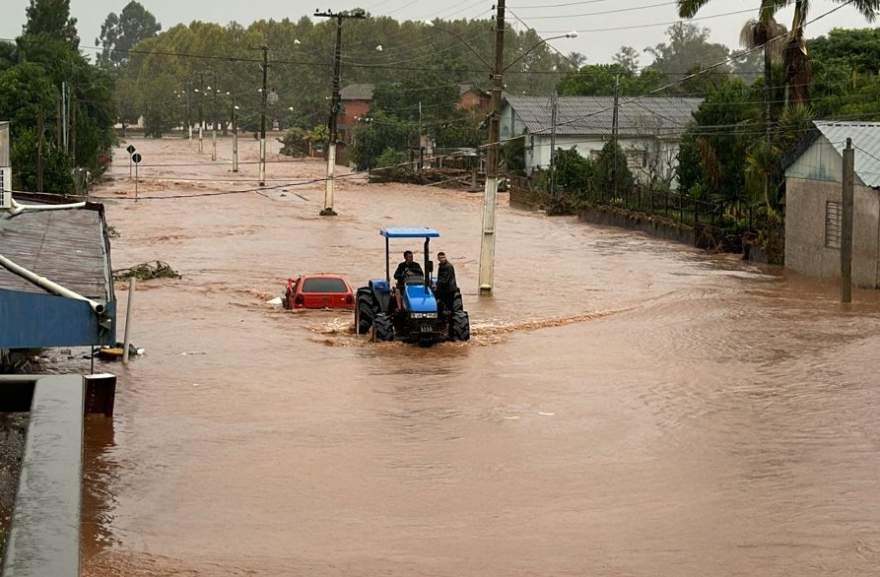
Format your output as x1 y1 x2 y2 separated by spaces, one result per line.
113 261 180 281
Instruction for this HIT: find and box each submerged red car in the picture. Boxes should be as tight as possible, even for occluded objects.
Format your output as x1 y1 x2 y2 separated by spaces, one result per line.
282 274 355 310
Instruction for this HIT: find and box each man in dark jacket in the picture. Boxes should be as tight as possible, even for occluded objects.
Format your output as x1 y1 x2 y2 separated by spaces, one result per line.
393 250 423 289
435 252 458 313
393 250 424 311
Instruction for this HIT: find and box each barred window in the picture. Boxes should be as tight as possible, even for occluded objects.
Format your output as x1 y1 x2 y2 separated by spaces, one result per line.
825 201 841 249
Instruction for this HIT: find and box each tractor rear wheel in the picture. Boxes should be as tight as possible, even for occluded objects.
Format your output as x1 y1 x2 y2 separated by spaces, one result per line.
450 311 470 342
373 313 395 341
451 290 464 313
356 289 377 335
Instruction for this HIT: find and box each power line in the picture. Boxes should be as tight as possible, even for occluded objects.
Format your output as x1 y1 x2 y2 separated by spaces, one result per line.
512 0 680 20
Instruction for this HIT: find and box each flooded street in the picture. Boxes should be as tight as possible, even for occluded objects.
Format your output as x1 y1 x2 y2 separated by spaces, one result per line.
83 137 880 576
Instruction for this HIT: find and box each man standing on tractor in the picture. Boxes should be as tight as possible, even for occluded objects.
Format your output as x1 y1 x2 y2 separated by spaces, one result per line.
393 250 424 310
436 252 458 313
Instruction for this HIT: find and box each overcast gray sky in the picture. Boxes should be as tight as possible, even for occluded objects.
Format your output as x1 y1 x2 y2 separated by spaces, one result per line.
1 1 876 65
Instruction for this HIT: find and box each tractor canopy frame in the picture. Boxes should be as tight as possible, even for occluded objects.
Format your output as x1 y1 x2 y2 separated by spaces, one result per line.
380 227 440 289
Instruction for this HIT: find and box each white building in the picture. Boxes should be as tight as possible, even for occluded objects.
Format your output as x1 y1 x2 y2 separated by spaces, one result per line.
499 95 702 184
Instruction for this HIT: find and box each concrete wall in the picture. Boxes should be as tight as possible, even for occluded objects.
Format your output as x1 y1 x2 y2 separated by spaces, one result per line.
785 177 880 287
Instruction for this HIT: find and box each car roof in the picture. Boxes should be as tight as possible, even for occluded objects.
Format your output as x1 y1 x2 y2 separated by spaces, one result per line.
380 227 440 239
298 273 349 280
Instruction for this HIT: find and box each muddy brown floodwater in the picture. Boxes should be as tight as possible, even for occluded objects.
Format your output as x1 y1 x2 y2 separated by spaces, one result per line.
81 137 880 577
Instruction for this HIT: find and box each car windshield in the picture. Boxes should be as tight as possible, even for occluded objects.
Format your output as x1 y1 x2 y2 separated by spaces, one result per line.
302 278 348 293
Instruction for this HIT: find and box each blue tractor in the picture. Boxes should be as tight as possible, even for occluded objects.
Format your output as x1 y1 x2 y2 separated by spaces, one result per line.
355 228 470 345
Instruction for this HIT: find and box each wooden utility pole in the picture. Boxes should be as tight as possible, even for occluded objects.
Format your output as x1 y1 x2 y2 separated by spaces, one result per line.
477 0 506 294
315 8 366 216
841 137 854 303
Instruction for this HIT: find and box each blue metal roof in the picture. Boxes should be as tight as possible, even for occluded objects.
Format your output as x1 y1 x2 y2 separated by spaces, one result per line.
380 227 440 238
814 121 880 188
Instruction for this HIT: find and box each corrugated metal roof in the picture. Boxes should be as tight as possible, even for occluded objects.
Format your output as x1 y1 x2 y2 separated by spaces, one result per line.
0 204 112 302
505 95 703 138
814 121 880 189
340 83 374 101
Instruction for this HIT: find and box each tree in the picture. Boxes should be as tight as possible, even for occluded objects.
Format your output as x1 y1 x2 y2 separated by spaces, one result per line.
613 46 640 74
350 111 412 170
0 62 72 192
23 0 79 48
141 73 177 137
554 147 595 196
679 0 880 107
592 141 634 198
97 1 162 69
557 63 661 96
645 22 731 78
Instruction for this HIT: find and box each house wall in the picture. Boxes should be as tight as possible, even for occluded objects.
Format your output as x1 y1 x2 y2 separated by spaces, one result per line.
526 135 682 185
338 99 371 129
785 176 880 288
457 91 489 112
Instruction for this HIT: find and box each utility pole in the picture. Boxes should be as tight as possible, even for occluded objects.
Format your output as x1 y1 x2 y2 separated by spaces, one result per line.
186 80 192 141
232 97 239 173
315 8 366 216
418 100 423 172
841 137 854 303
61 81 68 154
70 90 76 167
477 0 506 294
211 85 218 161
36 108 44 193
549 91 558 200
198 73 205 153
611 74 620 200
259 45 269 186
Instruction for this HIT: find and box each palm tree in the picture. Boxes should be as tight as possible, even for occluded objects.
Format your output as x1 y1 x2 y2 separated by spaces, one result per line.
680 1 880 108
739 7 787 143
782 0 878 107
679 0 785 139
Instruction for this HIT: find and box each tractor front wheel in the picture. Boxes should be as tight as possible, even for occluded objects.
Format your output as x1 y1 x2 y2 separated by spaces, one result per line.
372 313 395 341
450 311 470 342
356 289 377 335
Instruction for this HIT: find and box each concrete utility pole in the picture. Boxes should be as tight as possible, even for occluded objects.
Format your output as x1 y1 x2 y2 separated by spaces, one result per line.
36 109 44 193
211 86 218 161
232 97 240 173
315 8 366 216
841 137 855 303
186 80 193 141
198 73 205 153
478 0 506 294
611 74 620 199
259 45 269 186
61 81 69 154
549 91 558 200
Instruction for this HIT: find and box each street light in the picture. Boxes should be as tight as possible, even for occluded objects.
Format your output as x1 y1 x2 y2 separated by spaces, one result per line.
502 32 578 73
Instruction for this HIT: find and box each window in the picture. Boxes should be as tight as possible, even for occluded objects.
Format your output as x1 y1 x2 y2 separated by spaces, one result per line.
302 278 348 293
825 201 841 249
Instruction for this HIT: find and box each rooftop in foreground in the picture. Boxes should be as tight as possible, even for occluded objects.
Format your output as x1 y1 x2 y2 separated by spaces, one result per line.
0 201 116 348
